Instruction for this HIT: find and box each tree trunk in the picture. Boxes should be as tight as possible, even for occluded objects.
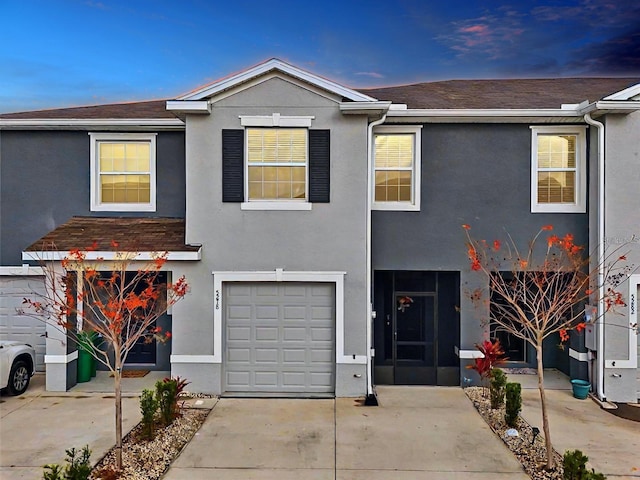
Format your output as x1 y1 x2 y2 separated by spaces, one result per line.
536 343 554 470
114 357 123 470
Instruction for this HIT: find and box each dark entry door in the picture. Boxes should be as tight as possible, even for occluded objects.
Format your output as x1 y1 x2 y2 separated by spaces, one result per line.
373 271 460 386
125 333 156 364
394 294 436 384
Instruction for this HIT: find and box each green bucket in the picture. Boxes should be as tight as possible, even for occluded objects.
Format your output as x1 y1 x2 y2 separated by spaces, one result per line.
571 379 590 399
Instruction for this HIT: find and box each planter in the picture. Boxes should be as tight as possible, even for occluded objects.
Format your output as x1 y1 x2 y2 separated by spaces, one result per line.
571 379 590 399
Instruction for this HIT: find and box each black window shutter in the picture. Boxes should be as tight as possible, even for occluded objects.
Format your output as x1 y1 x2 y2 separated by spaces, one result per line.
308 130 330 203
222 129 244 202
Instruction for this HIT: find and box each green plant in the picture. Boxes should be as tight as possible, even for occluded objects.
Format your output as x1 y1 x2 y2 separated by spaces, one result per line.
489 368 507 409
505 382 522 427
563 449 607 480
42 445 92 480
140 388 158 439
155 376 190 425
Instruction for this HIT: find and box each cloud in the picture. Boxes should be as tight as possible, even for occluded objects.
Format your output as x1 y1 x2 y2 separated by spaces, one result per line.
355 71 385 79
437 14 525 60
567 28 640 75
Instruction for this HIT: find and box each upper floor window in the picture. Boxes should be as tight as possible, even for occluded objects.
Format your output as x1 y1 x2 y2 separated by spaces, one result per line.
90 133 157 212
373 126 422 211
246 128 307 201
222 115 329 210
531 126 586 213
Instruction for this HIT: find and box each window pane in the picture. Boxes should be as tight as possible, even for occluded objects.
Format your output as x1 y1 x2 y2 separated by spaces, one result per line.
246 129 307 201
538 135 576 169
98 141 152 205
538 172 575 203
375 134 413 168
374 170 413 203
100 173 150 204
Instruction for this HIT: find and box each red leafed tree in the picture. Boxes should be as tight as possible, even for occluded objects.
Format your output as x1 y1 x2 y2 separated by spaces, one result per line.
463 224 629 471
21 244 188 470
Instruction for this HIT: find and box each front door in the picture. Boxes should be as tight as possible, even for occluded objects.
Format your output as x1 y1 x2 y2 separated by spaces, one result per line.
394 294 436 384
373 271 460 386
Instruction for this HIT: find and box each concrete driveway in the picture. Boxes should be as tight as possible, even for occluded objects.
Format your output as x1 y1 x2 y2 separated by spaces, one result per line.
0 374 140 480
164 386 528 479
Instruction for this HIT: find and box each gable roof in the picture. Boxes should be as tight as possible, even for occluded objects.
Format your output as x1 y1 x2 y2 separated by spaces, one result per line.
358 78 640 109
24 217 200 254
177 58 378 103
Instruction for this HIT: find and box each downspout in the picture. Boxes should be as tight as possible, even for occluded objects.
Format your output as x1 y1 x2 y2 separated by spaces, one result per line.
584 112 606 401
365 112 387 404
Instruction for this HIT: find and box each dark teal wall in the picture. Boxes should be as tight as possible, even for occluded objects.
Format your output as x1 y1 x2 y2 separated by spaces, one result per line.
0 130 186 265
372 123 589 269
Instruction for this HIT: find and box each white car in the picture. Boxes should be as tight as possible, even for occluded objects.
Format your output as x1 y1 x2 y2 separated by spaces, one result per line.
0 340 36 395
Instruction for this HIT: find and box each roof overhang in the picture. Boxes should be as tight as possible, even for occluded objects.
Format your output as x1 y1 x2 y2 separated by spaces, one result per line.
177 58 378 103
0 118 185 130
339 101 392 117
22 250 201 262
166 101 211 114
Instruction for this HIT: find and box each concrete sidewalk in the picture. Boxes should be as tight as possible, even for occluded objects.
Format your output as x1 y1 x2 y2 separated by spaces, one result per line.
164 386 528 479
519 385 640 478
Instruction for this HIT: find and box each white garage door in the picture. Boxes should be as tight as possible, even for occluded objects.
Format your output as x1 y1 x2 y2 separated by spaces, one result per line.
0 275 46 371
224 282 335 396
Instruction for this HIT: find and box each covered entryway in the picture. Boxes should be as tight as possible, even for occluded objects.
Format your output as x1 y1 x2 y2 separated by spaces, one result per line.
223 282 335 396
373 271 460 386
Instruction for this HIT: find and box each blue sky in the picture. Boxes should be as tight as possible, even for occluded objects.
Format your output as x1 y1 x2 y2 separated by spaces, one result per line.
1 0 639 113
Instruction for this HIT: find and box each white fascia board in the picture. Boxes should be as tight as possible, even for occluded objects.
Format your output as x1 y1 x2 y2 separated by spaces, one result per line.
0 119 184 129
23 250 201 261
603 83 640 100
0 265 44 275
387 108 583 118
178 58 378 103
165 100 211 114
339 101 392 115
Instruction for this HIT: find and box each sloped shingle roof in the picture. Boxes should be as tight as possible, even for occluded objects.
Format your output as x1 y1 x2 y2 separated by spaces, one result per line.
0 100 177 119
25 217 199 253
358 78 640 109
2 78 638 120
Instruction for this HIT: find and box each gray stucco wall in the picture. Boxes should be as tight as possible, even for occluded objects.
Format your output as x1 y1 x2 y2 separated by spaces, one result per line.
172 77 370 395
0 130 186 265
602 111 640 402
373 123 589 369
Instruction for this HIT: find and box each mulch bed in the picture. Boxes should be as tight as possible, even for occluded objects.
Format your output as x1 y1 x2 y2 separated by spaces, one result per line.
465 387 564 479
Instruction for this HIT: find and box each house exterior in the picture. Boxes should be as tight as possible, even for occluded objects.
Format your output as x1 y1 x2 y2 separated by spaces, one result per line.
1 59 638 402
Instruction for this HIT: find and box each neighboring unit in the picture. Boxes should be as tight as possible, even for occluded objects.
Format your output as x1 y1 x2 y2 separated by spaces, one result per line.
1 59 638 402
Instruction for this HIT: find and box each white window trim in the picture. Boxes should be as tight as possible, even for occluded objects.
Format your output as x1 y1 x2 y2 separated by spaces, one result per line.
211 270 365 365
372 125 422 212
89 132 157 212
243 126 310 209
530 126 586 213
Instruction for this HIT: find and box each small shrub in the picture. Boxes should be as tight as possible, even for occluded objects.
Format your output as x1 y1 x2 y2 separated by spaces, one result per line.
489 368 507 409
42 445 92 480
140 388 158 439
155 376 190 425
505 382 521 427
563 449 607 479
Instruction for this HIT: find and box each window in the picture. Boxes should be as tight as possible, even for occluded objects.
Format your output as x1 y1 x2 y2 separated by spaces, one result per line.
222 122 330 210
246 128 307 201
373 126 421 211
531 126 586 213
90 133 157 212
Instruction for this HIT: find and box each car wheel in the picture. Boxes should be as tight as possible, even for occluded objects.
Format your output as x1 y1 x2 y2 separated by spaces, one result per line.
8 360 30 395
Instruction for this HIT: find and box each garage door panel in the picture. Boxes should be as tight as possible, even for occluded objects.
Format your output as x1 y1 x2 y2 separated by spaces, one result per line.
228 326 251 341
224 282 335 395
255 348 278 363
255 326 278 341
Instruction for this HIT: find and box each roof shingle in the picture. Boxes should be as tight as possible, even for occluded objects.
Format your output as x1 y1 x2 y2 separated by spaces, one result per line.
25 217 199 253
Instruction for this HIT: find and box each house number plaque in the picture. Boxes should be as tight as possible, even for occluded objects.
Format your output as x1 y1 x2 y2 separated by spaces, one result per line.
215 290 220 310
